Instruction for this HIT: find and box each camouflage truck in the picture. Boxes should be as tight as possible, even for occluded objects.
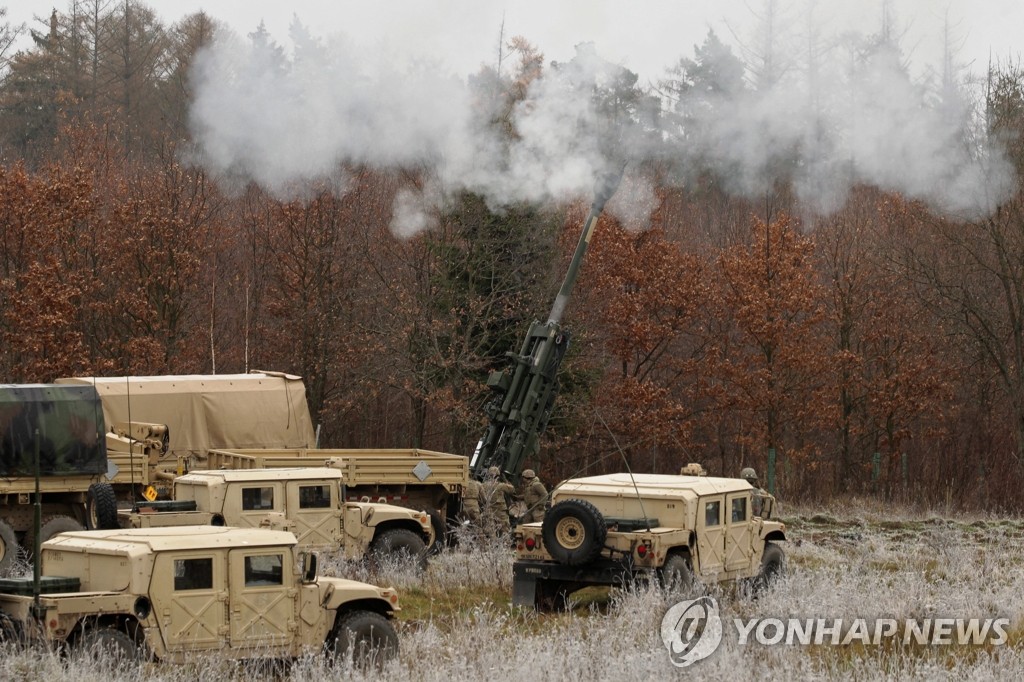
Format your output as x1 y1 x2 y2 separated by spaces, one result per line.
0 526 399 666
0 384 117 571
120 468 435 571
512 472 787 610
203 448 468 548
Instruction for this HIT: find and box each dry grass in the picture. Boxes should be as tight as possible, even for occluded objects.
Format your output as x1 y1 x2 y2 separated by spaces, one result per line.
2 504 1023 680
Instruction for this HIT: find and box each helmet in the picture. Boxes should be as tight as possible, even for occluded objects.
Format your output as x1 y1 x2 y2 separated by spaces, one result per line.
740 467 758 481
522 469 536 479
487 466 500 478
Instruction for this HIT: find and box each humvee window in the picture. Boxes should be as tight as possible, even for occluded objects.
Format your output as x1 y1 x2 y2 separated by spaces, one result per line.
242 486 275 511
174 557 213 590
705 500 721 526
299 484 331 509
731 497 747 522
244 554 284 586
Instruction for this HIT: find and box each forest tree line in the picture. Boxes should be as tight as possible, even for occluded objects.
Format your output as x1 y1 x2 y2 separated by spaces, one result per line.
2 2 1024 508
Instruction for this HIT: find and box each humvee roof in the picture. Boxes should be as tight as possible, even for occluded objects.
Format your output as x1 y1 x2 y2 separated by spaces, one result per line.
178 467 343 484
43 525 297 554
554 472 753 499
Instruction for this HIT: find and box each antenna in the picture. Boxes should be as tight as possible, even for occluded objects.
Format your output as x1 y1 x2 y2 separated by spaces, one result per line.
596 411 653 533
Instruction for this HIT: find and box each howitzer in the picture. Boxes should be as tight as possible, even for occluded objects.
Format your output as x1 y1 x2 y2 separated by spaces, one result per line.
470 167 623 485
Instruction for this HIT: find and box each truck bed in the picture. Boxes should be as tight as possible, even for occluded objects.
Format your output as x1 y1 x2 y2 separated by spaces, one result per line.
203 448 468 490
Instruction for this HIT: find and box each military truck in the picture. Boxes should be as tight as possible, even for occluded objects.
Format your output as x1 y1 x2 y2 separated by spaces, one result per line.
0 526 399 666
0 383 116 570
120 468 434 570
511 472 787 610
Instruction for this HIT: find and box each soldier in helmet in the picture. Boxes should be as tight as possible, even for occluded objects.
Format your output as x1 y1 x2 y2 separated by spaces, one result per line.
481 466 515 536
741 467 770 518
519 469 548 524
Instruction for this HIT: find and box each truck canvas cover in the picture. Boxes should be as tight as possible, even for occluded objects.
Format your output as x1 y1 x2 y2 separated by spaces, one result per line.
56 372 316 459
0 384 107 476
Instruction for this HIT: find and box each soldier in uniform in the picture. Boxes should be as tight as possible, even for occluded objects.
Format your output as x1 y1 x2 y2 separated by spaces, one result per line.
741 467 770 518
481 466 515 536
519 469 548 523
461 477 483 524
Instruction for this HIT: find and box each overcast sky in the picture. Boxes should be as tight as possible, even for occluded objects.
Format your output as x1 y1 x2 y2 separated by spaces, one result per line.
5 0 1024 84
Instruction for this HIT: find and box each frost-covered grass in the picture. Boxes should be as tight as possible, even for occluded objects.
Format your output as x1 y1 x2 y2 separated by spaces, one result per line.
2 505 1023 680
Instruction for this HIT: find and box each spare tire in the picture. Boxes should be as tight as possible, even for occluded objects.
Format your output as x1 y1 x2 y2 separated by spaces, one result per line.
86 482 119 530
542 499 607 566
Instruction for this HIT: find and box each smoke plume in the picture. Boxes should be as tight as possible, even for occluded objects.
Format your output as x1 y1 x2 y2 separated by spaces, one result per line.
187 11 1014 234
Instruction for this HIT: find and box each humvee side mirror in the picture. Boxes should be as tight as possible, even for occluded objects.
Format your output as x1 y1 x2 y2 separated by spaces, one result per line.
299 551 318 583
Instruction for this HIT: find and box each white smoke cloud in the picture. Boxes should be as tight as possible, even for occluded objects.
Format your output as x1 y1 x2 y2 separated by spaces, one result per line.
187 10 1014 234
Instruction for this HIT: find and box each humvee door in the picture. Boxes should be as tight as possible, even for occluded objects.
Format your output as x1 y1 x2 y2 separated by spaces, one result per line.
287 481 342 548
227 548 297 651
152 551 227 651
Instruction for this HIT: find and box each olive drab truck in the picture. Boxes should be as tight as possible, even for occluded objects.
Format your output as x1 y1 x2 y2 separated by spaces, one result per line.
0 526 400 666
0 384 114 571
512 472 787 610
120 467 435 571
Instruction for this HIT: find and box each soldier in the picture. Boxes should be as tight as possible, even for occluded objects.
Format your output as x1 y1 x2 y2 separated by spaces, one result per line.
519 469 548 523
741 467 770 518
481 466 515 536
461 477 483 524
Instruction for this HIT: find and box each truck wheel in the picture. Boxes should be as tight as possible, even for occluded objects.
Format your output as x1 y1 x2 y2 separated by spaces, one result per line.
659 553 694 593
330 610 399 669
86 482 119 530
542 499 607 566
0 520 17 572
76 625 143 663
754 543 785 593
28 516 85 554
370 528 428 572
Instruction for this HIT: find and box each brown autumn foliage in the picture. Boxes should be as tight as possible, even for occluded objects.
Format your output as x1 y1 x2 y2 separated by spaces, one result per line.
4 5 1024 509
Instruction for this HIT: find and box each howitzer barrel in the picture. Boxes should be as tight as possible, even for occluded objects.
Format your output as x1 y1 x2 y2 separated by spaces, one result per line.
471 167 623 485
547 166 624 325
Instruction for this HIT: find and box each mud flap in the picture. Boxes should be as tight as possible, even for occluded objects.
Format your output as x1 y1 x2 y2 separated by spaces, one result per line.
512 562 539 607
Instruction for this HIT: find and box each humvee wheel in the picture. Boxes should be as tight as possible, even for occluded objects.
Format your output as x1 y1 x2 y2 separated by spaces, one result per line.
659 553 694 593
86 482 119 530
0 520 17 572
370 528 428 572
330 610 399 669
542 499 607 566
753 543 785 593
77 626 143 664
27 516 84 555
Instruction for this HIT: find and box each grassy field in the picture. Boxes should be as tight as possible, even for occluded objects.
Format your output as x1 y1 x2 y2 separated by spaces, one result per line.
2 500 1023 680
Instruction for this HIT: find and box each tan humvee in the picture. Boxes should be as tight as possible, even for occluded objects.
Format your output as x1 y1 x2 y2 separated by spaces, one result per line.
121 468 434 571
512 472 787 610
0 526 399 666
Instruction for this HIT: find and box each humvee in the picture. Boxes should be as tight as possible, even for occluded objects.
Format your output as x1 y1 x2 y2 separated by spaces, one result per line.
512 472 787 610
120 468 434 571
0 526 399 666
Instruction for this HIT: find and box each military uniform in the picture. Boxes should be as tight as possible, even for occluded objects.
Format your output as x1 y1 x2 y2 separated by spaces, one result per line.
462 478 483 523
481 467 515 535
520 470 548 523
